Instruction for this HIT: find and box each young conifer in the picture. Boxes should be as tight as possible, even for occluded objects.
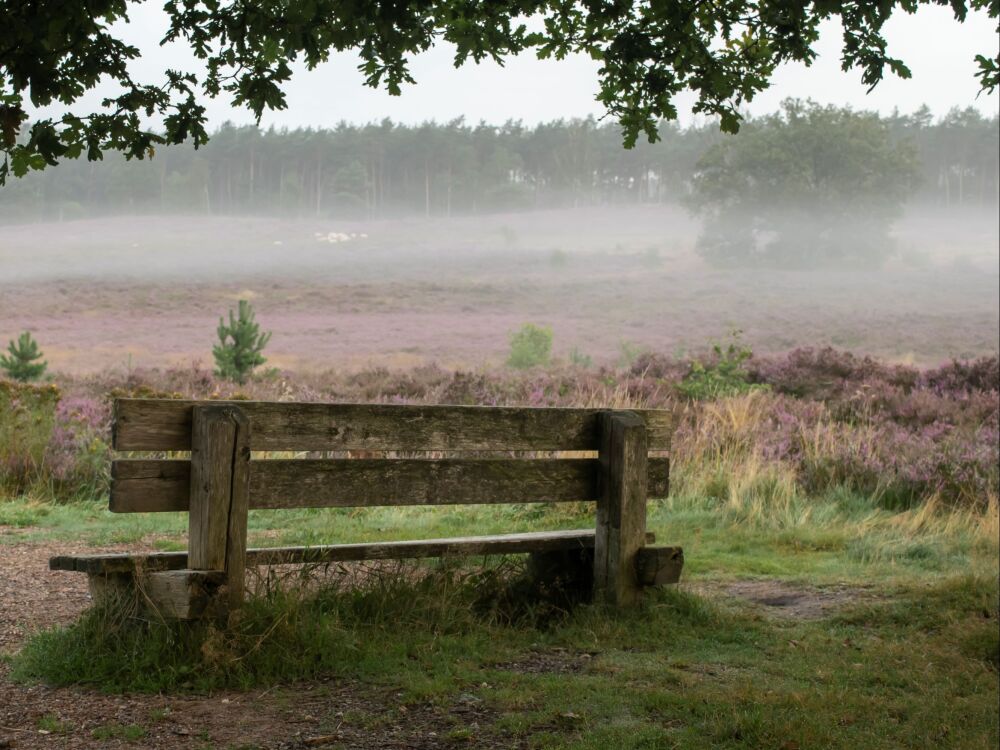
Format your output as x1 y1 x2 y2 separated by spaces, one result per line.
212 300 271 384
0 331 48 382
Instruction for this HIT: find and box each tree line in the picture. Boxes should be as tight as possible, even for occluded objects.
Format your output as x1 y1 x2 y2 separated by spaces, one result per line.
0 103 996 223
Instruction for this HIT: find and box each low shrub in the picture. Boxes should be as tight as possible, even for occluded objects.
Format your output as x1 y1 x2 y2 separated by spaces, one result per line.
0 381 60 495
43 396 111 499
0 382 110 501
676 334 768 400
507 323 553 369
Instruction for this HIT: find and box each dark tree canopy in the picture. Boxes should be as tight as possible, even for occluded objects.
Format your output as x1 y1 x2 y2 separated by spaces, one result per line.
1 1 997 185
686 99 921 268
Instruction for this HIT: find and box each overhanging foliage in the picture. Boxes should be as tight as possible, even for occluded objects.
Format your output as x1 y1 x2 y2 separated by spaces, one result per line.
1 1 997 185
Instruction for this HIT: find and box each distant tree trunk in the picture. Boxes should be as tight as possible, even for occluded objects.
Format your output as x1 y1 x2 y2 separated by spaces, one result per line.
299 168 307 215
249 152 255 206
159 162 166 211
379 157 386 216
424 157 431 217
980 162 988 206
446 163 452 217
315 156 323 217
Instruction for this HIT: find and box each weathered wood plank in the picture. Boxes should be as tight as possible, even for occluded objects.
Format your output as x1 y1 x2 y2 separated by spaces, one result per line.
594 411 648 607
255 458 598 509
110 459 190 512
225 410 251 611
50 529 657 575
112 399 673 452
143 570 226 620
108 457 669 513
189 406 242 572
86 572 133 602
636 546 684 586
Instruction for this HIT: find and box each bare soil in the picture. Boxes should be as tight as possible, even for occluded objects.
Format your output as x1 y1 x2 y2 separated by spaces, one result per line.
698 579 881 621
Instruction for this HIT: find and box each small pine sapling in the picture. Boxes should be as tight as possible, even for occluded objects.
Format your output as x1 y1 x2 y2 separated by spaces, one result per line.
0 331 48 382
213 300 272 384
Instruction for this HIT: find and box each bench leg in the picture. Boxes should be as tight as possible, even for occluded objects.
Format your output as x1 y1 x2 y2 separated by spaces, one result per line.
594 411 648 607
143 570 227 620
134 405 251 621
184 404 251 620
86 570 228 621
87 572 134 604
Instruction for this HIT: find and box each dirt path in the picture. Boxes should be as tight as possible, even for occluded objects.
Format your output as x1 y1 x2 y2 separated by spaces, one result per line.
0 541 520 750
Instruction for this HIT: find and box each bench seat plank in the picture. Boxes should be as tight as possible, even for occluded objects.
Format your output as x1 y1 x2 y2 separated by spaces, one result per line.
110 457 670 513
113 400 673 452
50 529 657 575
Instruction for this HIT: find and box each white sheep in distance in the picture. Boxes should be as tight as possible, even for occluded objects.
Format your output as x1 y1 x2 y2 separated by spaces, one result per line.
314 230 368 244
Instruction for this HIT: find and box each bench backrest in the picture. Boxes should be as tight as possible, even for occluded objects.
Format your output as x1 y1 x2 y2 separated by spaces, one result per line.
110 398 673 611
110 399 672 514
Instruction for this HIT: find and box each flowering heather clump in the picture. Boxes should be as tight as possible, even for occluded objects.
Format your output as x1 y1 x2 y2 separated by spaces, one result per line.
43 396 111 497
627 352 688 382
796 417 999 510
831 379 999 429
920 356 1000 395
747 347 919 399
764 400 989 508
641 347 998 511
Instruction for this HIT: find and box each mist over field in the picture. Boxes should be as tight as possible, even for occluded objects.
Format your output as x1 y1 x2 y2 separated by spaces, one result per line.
0 203 997 373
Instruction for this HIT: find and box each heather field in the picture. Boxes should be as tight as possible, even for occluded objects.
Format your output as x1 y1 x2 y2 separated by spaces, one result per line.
1 206 998 373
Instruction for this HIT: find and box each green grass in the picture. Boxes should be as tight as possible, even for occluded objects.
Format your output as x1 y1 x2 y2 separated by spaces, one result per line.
4 487 998 749
91 722 148 741
36 713 74 734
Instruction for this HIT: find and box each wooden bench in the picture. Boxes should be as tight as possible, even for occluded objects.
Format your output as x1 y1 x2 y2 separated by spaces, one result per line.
50 399 683 619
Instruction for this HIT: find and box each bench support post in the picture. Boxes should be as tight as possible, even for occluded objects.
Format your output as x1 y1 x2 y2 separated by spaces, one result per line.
183 404 250 617
594 411 648 607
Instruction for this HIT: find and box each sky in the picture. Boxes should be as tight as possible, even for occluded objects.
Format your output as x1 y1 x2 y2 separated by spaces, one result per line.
35 3 1000 129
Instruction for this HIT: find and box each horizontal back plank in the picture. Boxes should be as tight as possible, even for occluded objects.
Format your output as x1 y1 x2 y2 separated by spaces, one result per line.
113 399 673 452
51 529 658 575
111 457 670 513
